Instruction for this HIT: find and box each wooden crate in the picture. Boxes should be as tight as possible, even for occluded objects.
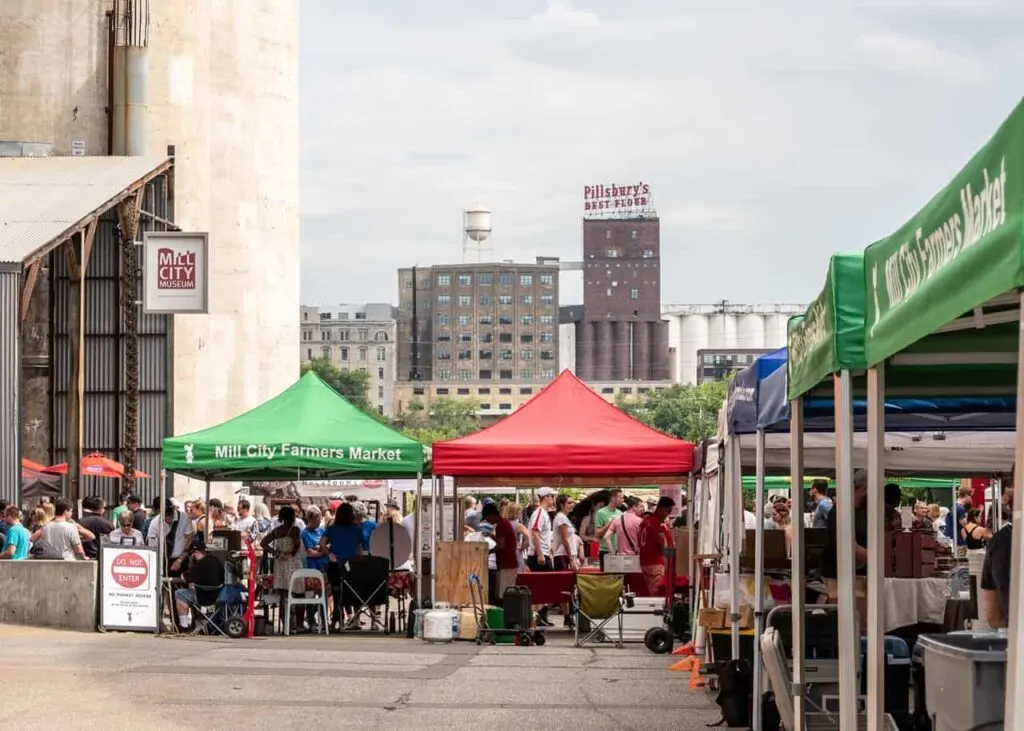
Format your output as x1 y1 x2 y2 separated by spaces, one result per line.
698 607 727 629
434 540 488 606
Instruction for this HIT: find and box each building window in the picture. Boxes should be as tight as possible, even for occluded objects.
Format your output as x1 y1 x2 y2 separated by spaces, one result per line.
540 332 553 343
498 295 513 306
520 349 534 360
479 369 492 379
355 312 366 320
642 248 654 258
375 330 388 341
630 288 639 300
413 386 425 395
339 330 349 341
479 316 493 327
539 315 554 325
479 349 493 360
437 314 450 326
458 369 472 380
520 387 533 394
437 274 451 286
539 294 553 306
499 273 514 286
630 230 637 239
340 346 349 361
620 387 633 394
499 387 512 394
521 315 533 326
303 311 309 321
540 273 554 286
437 295 451 305
437 370 451 381
378 367 384 379
540 350 554 360
458 315 471 326
521 294 533 305
480 402 492 410
541 368 555 379
499 349 513 360
377 404 384 415
376 346 386 361
436 387 450 395
498 333 513 343
358 347 368 361
499 370 513 380
601 387 614 394
520 333 533 343
499 314 513 326
520 274 533 286
321 346 331 358
480 332 493 343
458 274 472 286
458 333 472 343
606 248 619 258
499 403 513 410
479 272 493 285
605 230 612 239
437 348 451 360
458 349 472 360
458 295 471 306
437 333 452 342
479 295 492 306
478 387 491 395
302 330 311 341
457 387 470 395
378 386 384 398
321 331 331 341
306 348 312 360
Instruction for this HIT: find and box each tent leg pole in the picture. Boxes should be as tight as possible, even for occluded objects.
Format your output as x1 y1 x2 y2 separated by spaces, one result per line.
204 479 211 543
789 398 805 731
415 473 423 609
430 476 438 603
752 429 766 731
834 370 858 731
866 365 886 731
728 437 741 660
157 469 166 634
1004 290 1024 728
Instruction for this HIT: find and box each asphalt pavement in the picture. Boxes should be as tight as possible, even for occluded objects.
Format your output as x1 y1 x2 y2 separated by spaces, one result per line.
0 624 724 730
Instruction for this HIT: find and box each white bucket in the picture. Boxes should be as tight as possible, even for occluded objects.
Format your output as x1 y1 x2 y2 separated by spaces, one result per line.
413 609 428 639
423 608 454 642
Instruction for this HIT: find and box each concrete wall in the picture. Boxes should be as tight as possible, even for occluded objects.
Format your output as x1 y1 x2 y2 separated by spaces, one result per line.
0 560 98 631
1 1 301 503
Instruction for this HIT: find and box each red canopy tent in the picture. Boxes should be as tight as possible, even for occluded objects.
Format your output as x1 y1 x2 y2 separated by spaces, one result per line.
432 370 694 486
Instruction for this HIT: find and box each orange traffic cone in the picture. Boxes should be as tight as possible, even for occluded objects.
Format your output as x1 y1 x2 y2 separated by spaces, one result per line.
672 641 696 656
688 659 705 689
669 656 694 672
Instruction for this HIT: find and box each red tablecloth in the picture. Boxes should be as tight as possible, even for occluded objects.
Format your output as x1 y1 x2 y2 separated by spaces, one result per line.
514 569 661 605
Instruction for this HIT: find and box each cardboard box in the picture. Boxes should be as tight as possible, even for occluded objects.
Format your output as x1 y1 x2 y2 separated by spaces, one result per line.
604 553 641 573
698 607 727 629
672 528 691 577
740 529 789 570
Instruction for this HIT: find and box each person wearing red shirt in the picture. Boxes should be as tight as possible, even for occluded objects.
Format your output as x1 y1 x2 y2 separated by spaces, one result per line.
483 503 520 597
638 497 675 595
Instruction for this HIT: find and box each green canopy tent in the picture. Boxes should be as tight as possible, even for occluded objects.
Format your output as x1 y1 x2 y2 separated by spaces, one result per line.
163 371 426 481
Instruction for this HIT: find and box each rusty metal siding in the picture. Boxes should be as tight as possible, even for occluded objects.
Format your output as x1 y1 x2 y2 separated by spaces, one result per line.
51 176 172 507
0 266 20 503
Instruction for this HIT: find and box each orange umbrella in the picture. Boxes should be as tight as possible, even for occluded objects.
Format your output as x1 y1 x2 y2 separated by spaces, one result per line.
44 452 150 479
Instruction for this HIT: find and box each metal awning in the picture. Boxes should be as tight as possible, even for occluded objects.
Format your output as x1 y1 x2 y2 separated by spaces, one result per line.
0 155 173 264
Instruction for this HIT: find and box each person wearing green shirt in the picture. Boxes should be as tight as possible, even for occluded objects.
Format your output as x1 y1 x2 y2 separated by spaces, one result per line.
110 491 131 524
595 489 624 569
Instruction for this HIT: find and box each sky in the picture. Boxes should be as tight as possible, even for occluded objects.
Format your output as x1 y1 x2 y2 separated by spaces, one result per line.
300 0 1024 309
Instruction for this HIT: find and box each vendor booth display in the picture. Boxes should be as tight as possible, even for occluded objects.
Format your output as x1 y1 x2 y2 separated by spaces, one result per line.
161 371 429 638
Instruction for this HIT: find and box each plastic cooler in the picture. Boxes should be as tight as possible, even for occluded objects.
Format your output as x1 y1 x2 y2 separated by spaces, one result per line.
859 636 910 727
916 633 1007 731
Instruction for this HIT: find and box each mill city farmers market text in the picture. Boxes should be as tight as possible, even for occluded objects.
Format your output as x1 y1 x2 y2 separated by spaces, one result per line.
212 444 406 462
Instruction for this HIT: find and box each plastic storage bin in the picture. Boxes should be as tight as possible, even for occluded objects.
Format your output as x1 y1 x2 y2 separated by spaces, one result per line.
859 636 910 728
917 633 1006 731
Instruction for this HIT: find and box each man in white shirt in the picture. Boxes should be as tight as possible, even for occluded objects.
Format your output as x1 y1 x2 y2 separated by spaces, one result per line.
526 487 556 571
147 500 194 577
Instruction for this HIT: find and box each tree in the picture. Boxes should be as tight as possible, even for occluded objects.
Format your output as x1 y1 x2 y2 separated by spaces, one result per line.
616 379 729 443
398 397 483 445
300 358 376 416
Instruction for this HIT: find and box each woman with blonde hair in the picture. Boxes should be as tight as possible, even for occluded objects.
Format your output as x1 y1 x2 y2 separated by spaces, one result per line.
502 502 529 571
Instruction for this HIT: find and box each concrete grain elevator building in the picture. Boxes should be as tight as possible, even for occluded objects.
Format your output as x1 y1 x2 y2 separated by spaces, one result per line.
0 0 299 501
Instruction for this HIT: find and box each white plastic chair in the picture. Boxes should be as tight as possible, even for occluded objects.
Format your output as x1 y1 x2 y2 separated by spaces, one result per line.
283 569 329 636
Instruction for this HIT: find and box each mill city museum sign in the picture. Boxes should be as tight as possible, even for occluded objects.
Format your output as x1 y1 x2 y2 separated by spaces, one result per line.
583 181 652 214
142 231 210 314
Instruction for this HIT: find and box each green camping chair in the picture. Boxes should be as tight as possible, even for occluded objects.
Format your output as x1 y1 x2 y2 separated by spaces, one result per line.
571 573 627 648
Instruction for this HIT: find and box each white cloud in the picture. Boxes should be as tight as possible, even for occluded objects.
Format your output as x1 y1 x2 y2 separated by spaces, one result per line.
530 2 600 33
299 1 1020 308
855 32 989 83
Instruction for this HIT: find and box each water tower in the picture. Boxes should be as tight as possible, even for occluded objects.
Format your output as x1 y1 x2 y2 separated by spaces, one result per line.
462 203 493 262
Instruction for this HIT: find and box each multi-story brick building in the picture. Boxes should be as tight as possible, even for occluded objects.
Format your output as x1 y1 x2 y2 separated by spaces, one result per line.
299 303 397 416
396 260 560 388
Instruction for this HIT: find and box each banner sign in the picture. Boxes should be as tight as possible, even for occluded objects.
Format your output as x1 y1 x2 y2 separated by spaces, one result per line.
99 543 159 632
142 231 209 314
583 181 652 215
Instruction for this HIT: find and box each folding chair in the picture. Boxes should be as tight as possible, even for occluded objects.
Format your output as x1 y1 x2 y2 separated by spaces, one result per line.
185 583 230 637
570 573 627 648
340 555 390 632
283 569 329 636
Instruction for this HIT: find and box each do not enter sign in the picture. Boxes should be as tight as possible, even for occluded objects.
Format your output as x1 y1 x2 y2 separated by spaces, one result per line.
111 551 149 589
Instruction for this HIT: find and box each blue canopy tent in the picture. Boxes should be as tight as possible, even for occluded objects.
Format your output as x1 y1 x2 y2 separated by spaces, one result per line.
727 347 787 435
